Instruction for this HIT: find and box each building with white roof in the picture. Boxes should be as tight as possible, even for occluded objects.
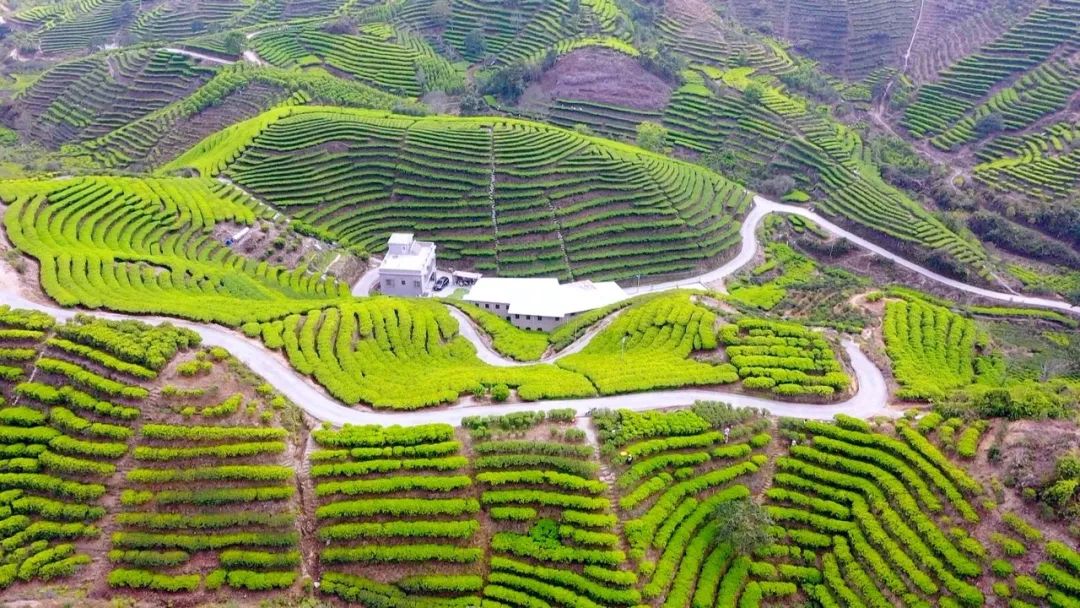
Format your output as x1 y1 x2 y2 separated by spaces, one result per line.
378 233 436 296
464 277 627 331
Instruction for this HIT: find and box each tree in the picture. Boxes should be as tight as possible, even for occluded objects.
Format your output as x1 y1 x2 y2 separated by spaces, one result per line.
223 32 245 56
479 65 527 104
113 0 135 23
743 83 765 104
429 0 452 27
635 122 669 154
463 28 486 58
573 124 594 137
755 174 796 197
459 93 486 115
714 497 773 555
491 384 510 402
973 112 1005 137
324 16 357 35
702 149 738 173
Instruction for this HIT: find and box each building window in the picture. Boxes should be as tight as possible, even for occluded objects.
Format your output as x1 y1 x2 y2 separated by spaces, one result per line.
514 314 519 319
414 280 420 288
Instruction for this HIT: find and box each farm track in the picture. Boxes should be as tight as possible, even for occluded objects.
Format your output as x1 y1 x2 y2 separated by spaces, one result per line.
160 47 235 65
0 196 1074 426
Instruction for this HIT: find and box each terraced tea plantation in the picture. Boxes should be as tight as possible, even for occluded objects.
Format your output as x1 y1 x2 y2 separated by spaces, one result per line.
250 23 462 96
0 172 768 410
596 406 771 606
0 303 1073 608
0 0 1078 603
0 306 305 596
719 318 852 398
6 49 217 148
882 294 985 401
168 106 751 282
312 423 484 605
901 0 1080 149
0 175 349 325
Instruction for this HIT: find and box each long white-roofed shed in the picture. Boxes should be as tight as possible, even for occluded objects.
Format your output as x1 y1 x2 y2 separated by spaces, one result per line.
464 277 627 331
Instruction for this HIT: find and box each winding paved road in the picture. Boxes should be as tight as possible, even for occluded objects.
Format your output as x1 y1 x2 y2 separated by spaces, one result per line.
365 194 1077 316
446 306 619 366
162 47 235 65
1 194 1073 426
753 197 1079 315
625 196 1079 316
0 288 893 424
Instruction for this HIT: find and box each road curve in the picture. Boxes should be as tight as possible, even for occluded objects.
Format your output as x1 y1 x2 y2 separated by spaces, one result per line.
623 199 774 295
0 291 893 424
756 197 1079 315
625 195 1079 316
445 306 619 367
0 194 1068 426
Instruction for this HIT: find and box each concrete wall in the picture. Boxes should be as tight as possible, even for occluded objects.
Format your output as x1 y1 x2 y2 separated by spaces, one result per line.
380 271 425 297
471 300 566 332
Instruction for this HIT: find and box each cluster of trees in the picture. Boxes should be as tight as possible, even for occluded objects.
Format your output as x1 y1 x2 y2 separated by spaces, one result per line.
968 211 1080 268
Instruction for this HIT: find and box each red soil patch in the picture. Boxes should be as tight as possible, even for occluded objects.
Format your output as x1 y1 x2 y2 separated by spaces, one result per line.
522 47 672 112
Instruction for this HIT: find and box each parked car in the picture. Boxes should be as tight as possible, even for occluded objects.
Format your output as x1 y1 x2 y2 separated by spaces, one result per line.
434 276 450 291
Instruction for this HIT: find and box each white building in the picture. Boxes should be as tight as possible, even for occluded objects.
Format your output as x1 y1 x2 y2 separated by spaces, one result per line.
464 277 627 331
378 233 436 297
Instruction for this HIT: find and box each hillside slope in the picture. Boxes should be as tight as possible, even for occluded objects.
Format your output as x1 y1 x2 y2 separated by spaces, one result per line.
165 106 752 282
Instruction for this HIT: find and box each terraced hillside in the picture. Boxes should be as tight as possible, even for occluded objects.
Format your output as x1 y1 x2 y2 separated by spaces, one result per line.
543 66 987 276
972 121 1080 205
0 307 308 598
312 423 485 605
882 295 985 401
0 175 348 324
2 49 217 148
0 175 596 409
442 0 625 64
905 0 1031 85
657 0 797 75
470 412 639 608
0 174 769 410
66 63 406 171
69 64 402 170
3 0 347 55
595 406 773 606
901 0 1080 151
766 416 989 607
723 0 918 79
167 106 752 282
108 385 301 596
0 315 1074 608
250 23 463 96
556 292 739 394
